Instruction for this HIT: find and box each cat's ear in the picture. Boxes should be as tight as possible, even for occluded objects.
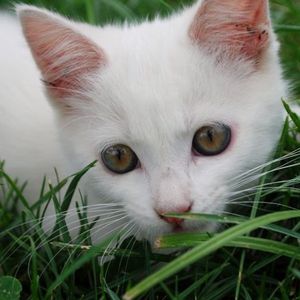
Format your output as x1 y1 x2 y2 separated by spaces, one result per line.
189 0 270 63
17 6 106 101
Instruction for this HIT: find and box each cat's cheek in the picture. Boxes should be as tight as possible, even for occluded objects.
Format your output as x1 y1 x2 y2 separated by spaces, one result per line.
191 185 228 213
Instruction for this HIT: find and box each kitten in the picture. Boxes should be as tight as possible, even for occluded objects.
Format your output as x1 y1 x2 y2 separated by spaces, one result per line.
0 0 286 242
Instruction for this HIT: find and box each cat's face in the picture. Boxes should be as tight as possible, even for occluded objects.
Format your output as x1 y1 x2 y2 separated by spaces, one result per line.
19 0 285 240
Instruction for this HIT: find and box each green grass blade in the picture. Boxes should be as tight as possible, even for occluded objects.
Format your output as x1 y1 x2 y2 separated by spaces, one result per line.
29 237 39 300
45 233 122 299
0 171 31 211
61 161 97 213
50 161 96 240
157 234 300 260
30 178 68 211
100 0 136 20
235 251 246 300
85 0 96 24
274 24 300 32
177 264 229 300
291 269 300 279
123 210 300 300
282 100 300 130
49 185 71 242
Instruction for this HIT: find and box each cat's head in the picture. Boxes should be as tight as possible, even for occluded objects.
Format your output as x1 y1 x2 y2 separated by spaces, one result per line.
18 0 286 240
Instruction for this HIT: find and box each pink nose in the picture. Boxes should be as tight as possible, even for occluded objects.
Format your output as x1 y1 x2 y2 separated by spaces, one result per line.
158 205 192 226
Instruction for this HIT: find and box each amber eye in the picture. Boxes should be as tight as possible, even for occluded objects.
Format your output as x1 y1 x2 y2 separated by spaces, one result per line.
101 144 139 174
193 124 231 156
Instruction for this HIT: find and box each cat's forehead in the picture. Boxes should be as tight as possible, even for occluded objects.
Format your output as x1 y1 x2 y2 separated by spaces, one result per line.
86 4 283 147
94 45 248 143
97 69 189 143
96 39 243 128
96 25 251 111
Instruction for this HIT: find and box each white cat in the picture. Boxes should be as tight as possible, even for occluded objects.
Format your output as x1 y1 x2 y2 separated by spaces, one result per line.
0 0 286 242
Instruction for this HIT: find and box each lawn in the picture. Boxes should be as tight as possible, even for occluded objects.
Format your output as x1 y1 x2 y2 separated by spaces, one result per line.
0 0 300 299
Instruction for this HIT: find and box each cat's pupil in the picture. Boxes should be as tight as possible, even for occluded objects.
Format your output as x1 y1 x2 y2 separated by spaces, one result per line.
207 129 214 143
115 148 123 161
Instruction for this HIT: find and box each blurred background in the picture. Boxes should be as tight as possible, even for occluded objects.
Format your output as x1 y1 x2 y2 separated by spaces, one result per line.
0 0 299 98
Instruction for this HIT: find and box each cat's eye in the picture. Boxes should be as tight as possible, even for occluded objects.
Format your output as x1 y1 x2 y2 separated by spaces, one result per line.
193 124 231 156
101 144 139 174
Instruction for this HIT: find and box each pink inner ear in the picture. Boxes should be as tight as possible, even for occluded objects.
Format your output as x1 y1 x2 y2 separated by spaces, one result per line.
189 0 270 61
20 10 105 99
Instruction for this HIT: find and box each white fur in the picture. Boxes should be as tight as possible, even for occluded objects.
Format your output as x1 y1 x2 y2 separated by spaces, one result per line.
0 1 286 242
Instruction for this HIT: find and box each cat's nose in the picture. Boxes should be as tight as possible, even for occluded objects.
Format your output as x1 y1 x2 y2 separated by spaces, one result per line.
157 204 192 226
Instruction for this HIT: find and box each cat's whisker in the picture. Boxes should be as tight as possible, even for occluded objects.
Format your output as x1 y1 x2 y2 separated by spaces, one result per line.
34 211 126 250
230 180 300 202
46 222 121 275
231 163 300 190
0 203 123 238
94 220 134 266
100 221 134 264
35 216 130 278
226 174 300 208
0 209 126 266
230 148 300 183
225 201 297 211
231 162 300 191
0 205 123 246
100 223 139 290
102 222 136 275
228 191 297 205
238 156 300 182
226 197 297 208
228 186 292 203
230 177 300 197
114 225 140 276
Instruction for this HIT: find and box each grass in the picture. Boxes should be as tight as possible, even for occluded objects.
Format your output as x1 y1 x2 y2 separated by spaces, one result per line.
0 0 300 299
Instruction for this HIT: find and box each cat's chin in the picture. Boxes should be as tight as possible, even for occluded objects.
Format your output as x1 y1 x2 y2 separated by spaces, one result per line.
182 219 220 231
172 225 185 233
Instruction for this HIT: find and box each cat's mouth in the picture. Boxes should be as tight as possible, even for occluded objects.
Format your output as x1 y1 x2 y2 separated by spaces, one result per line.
167 220 197 234
167 219 218 235
172 224 185 233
